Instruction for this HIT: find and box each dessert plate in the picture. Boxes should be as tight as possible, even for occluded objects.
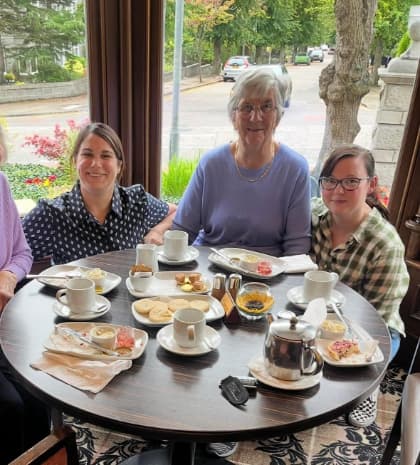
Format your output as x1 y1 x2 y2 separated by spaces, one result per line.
53 295 111 321
44 322 148 361
126 271 211 298
131 294 224 327
208 247 286 279
36 265 121 295
157 324 221 356
248 356 322 390
157 246 199 265
316 322 384 367
287 286 346 310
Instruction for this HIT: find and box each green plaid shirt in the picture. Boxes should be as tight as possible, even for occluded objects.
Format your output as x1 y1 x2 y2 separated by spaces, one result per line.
311 198 408 335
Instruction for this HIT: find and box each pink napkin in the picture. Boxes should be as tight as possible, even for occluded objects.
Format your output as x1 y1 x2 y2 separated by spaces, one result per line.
31 352 132 393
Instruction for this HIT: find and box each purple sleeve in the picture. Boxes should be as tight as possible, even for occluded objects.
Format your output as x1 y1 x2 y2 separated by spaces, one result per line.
0 174 33 281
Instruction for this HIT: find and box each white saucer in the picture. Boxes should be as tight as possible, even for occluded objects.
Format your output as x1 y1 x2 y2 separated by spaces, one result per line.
287 286 346 310
52 295 111 321
157 246 199 265
157 325 221 356
37 265 121 295
248 356 322 390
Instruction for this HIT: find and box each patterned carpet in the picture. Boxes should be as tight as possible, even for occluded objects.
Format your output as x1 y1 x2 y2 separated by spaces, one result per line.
69 366 404 465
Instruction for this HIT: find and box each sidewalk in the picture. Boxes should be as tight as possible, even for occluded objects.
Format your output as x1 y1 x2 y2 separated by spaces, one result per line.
0 75 222 117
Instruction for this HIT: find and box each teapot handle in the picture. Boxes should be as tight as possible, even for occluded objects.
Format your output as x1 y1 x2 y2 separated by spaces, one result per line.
301 344 324 377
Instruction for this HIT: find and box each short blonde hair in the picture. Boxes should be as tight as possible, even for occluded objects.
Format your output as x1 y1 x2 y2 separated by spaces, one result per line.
0 125 8 164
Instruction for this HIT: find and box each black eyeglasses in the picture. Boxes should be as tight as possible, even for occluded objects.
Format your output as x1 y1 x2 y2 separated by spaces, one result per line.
319 176 371 191
236 101 276 116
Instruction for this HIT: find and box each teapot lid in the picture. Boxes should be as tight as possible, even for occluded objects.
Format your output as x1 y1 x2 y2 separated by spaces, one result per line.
270 316 317 341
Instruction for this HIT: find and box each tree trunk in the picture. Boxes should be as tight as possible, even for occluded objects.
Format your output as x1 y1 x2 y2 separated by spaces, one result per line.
0 39 5 84
213 37 222 74
314 0 378 177
370 38 383 86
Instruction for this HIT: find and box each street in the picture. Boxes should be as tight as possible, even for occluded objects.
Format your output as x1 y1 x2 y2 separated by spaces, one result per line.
1 55 379 169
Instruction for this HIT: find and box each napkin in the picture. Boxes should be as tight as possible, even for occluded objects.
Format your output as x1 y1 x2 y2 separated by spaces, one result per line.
301 298 327 328
280 254 318 273
31 352 132 394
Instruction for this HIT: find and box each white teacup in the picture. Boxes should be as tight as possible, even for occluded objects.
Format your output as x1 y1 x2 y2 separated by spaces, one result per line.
56 278 96 314
303 270 339 302
129 271 153 292
163 230 188 261
173 307 205 348
136 244 158 272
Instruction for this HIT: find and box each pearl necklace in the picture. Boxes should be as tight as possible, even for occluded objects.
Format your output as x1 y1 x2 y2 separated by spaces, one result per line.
234 142 276 183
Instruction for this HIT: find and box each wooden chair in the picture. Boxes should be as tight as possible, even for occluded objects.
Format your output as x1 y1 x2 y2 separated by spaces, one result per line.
380 337 420 465
9 425 79 465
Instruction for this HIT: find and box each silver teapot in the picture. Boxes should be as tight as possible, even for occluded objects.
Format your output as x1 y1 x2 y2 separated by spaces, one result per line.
264 315 323 381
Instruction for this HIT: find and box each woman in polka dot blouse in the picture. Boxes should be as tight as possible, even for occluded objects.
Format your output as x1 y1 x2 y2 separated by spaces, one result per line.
22 122 176 265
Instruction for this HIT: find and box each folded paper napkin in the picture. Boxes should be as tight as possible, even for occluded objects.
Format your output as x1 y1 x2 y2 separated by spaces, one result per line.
280 254 318 273
31 352 132 394
301 297 327 328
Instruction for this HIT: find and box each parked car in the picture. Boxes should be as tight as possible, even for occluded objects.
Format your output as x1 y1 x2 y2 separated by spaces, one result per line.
293 53 311 66
309 49 324 62
222 56 251 82
253 64 292 108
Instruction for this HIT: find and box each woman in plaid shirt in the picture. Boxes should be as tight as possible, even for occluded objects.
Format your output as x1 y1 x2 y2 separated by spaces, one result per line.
311 144 409 428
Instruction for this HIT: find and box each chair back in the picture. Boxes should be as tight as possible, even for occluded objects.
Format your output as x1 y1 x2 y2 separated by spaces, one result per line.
9 425 78 465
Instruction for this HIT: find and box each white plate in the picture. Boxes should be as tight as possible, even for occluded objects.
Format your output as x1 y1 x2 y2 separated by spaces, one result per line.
248 356 322 390
208 247 286 279
131 294 225 327
316 321 384 367
125 271 211 298
37 265 121 295
287 286 346 310
44 322 148 361
157 324 221 356
157 246 199 265
53 295 111 321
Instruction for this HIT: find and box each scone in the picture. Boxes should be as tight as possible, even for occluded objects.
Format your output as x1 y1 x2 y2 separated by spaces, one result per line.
168 298 190 312
175 273 186 285
188 273 202 283
133 299 156 315
190 300 210 312
149 305 173 323
327 339 360 361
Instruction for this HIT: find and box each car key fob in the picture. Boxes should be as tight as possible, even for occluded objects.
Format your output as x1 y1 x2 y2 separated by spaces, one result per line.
219 376 249 406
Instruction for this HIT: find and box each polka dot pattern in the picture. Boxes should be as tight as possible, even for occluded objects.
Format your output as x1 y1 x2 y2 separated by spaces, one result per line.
22 182 169 264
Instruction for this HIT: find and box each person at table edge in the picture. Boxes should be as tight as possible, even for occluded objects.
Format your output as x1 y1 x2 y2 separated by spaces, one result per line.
172 67 311 257
0 125 51 465
311 143 409 429
22 122 177 265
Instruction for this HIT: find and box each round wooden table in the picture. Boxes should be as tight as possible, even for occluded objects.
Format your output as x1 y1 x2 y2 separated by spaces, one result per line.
0 248 391 464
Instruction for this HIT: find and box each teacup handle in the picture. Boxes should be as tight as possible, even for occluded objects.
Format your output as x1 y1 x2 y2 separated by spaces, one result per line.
56 288 68 306
301 344 324 377
330 272 339 287
187 325 196 342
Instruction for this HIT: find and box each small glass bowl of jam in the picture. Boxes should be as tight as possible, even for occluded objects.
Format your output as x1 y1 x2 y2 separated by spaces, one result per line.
235 282 274 320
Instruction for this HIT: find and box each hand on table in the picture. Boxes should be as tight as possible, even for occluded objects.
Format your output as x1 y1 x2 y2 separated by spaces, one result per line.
144 229 164 245
0 270 17 312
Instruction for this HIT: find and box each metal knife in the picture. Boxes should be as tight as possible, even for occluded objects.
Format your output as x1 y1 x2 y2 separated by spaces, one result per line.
58 327 120 356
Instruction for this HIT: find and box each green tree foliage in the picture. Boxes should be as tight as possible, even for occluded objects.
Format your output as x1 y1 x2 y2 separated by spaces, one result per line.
0 1 85 82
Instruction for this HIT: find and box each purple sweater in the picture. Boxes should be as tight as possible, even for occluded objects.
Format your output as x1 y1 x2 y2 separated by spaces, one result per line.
173 143 311 256
0 172 32 281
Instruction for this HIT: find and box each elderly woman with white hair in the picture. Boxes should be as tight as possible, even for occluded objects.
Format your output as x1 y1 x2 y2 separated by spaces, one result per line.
172 67 311 257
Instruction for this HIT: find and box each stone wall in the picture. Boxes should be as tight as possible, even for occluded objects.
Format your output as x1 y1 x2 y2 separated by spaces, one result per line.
0 77 88 104
372 71 416 187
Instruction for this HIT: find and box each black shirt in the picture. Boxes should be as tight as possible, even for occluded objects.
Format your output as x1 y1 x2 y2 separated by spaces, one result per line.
22 182 169 264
